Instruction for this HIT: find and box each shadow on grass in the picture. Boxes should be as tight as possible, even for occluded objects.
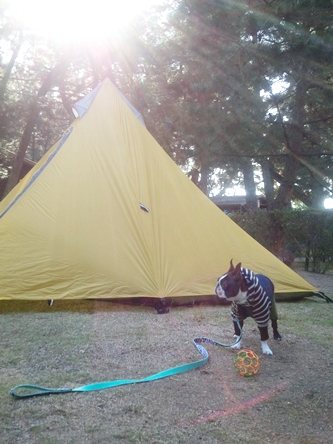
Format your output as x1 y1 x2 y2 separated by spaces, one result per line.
0 299 147 314
0 293 323 316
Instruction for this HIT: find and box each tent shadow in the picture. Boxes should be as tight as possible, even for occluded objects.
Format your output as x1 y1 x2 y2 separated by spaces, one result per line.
0 299 139 314
0 295 233 314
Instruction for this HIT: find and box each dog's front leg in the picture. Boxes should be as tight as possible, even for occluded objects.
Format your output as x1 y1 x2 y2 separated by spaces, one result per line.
231 319 243 349
258 326 273 355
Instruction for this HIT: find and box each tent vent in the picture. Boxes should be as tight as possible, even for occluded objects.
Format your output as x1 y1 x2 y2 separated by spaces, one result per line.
140 204 149 212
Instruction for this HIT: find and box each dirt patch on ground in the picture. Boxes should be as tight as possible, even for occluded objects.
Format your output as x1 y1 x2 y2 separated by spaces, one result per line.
1 270 333 444
296 268 333 295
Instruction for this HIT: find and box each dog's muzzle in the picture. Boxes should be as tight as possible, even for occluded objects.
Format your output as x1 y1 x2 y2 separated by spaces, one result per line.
215 278 227 299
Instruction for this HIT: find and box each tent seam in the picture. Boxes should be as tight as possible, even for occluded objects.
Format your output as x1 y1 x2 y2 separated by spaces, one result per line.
0 127 73 219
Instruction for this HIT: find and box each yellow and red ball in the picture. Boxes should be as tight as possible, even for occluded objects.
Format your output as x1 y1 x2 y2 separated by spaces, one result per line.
234 349 260 376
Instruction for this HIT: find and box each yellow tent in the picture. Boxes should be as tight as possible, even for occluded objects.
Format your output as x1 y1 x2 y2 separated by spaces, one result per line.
0 78 316 301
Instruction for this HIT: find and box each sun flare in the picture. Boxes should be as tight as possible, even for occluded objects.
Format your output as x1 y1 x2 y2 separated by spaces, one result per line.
8 0 161 43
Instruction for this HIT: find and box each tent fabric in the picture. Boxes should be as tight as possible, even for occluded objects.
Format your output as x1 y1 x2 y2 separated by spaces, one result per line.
72 82 145 126
0 78 316 300
72 83 103 118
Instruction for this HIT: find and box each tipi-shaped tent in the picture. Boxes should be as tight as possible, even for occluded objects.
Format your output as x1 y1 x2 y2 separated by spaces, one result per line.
0 78 316 301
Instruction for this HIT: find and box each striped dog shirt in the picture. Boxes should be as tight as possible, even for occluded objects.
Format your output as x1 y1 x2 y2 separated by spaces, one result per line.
231 267 275 328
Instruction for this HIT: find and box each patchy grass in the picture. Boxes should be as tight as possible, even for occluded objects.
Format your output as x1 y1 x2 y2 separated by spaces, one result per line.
1 294 333 444
277 298 333 349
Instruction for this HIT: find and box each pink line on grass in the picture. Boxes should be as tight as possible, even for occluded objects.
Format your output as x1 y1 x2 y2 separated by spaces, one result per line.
181 382 288 425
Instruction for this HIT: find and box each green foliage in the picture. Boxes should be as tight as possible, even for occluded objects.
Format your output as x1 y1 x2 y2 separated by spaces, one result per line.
0 0 333 206
231 209 333 273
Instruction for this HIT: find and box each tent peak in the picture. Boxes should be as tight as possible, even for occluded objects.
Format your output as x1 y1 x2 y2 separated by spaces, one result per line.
72 78 145 126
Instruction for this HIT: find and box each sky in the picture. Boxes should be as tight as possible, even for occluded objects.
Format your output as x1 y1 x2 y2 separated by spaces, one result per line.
7 0 163 43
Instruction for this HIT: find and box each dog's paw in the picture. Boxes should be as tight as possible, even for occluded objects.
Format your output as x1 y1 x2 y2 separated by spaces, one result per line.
274 332 282 341
261 341 273 355
231 336 242 349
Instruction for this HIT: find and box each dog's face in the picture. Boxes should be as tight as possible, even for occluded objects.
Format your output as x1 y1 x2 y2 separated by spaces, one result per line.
215 260 248 303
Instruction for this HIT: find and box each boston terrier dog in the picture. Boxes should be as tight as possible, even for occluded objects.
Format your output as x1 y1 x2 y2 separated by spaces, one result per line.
215 260 281 355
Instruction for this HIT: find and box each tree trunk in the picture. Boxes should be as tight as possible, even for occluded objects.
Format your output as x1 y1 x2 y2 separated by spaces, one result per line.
3 61 69 198
274 156 298 209
59 81 76 123
242 158 257 212
274 79 306 208
3 101 40 196
0 29 23 102
260 158 275 210
197 149 209 195
270 168 313 207
309 174 325 210
199 163 209 195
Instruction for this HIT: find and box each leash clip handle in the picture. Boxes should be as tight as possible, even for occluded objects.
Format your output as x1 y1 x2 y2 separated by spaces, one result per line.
10 384 72 398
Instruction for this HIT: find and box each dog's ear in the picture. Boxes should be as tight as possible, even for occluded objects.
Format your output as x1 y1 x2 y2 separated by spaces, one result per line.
228 259 234 272
235 262 242 274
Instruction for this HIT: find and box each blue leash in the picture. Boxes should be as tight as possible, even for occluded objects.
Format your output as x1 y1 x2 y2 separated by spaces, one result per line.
10 330 241 399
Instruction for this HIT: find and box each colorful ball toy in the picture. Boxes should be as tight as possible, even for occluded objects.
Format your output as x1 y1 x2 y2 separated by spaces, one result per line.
234 349 260 376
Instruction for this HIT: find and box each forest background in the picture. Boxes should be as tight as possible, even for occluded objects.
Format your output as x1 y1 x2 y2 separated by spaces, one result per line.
1 0 333 268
